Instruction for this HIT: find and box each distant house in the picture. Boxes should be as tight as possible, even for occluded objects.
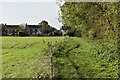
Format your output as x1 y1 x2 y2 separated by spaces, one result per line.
26 25 42 36
60 26 71 36
1 24 20 36
1 24 42 36
0 23 56 36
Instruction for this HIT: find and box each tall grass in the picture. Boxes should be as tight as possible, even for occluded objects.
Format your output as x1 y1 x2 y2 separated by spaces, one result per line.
43 37 118 78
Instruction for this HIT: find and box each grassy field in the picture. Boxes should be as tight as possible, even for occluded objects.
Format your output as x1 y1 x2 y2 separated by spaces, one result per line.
0 37 2 80
51 37 118 78
2 37 118 78
2 37 64 78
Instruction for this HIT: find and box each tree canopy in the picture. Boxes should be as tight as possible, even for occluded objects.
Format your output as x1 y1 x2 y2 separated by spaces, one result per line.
38 20 48 27
59 2 119 42
38 20 57 35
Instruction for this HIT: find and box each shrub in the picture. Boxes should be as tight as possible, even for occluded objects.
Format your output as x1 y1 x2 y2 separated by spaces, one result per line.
42 38 82 78
74 29 82 37
88 28 96 39
51 31 61 36
66 29 75 36
17 29 28 36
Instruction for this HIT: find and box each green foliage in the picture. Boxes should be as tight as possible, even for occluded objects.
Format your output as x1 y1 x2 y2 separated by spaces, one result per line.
39 26 56 35
88 28 96 39
2 37 118 78
66 28 82 37
51 30 61 36
59 2 119 41
2 37 64 78
43 37 118 78
17 29 28 36
38 20 48 27
74 29 82 37
65 28 75 36
38 20 57 35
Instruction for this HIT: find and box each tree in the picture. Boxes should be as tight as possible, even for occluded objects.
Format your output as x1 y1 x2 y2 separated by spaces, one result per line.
38 20 48 27
59 2 119 41
17 29 28 36
38 20 57 35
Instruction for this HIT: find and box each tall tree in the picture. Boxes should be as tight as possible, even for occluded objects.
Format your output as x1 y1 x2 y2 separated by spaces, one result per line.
59 2 119 41
38 20 57 35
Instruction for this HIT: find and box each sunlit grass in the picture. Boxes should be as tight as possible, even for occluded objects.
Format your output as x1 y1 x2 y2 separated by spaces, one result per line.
2 37 64 78
2 37 118 78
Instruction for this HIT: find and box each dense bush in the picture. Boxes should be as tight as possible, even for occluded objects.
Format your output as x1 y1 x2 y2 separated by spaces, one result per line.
74 29 82 37
65 28 76 36
59 2 119 41
44 38 82 78
51 30 61 36
65 28 82 37
17 29 28 36
88 28 97 39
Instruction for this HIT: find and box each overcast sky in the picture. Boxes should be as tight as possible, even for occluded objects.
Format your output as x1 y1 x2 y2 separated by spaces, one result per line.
0 2 62 29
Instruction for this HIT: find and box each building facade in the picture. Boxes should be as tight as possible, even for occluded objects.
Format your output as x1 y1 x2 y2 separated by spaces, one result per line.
1 23 43 36
0 24 70 36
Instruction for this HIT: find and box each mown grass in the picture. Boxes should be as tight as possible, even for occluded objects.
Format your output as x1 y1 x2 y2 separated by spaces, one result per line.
2 37 64 78
2 37 118 78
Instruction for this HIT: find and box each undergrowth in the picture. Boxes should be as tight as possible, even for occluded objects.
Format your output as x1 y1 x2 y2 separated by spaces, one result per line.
42 37 118 78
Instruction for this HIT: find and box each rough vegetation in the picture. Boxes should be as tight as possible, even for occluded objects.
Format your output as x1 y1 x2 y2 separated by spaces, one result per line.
51 2 119 78
59 2 119 42
2 37 63 78
2 36 118 78
2 1 119 79
43 37 118 78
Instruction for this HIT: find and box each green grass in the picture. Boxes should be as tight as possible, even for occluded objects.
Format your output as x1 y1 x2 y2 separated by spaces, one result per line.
49 37 118 78
2 37 118 78
0 37 2 80
2 37 64 78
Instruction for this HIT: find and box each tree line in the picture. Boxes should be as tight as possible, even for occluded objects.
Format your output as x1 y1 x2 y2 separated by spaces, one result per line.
58 2 119 43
